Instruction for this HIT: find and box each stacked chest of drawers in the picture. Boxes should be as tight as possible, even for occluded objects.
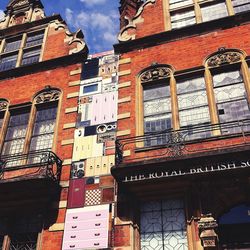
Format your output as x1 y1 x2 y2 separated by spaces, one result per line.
62 204 110 249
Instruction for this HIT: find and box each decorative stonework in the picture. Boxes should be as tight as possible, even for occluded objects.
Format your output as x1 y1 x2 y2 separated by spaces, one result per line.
140 65 172 83
118 0 156 42
0 100 8 111
34 86 60 104
53 21 88 54
198 214 218 248
206 48 244 68
13 0 29 7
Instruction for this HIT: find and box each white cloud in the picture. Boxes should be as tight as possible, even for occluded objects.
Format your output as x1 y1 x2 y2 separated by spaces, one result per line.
103 31 117 43
65 8 119 52
80 0 107 7
65 8 73 26
0 10 5 21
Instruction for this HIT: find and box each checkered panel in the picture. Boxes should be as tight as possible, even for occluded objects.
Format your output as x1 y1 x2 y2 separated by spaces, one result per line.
85 189 102 206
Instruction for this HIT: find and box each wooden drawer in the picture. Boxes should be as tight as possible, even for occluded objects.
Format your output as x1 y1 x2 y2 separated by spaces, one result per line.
65 205 110 222
62 238 108 250
63 228 108 242
65 218 108 231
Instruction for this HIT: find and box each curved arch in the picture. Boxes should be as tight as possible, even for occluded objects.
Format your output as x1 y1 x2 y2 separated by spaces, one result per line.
0 98 9 111
204 47 246 68
33 86 61 104
138 64 175 83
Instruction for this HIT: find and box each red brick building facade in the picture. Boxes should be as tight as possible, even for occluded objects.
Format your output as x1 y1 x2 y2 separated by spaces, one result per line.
0 0 88 249
112 0 250 249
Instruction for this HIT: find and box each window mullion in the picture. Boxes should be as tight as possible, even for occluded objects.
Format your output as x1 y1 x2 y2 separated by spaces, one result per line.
204 68 221 135
0 111 10 156
170 75 180 130
241 60 250 104
39 26 48 62
0 39 6 54
22 104 36 156
225 0 235 15
16 33 27 67
194 2 202 23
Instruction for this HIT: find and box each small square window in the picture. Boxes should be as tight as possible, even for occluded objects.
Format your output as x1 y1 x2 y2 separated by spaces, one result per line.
83 84 98 94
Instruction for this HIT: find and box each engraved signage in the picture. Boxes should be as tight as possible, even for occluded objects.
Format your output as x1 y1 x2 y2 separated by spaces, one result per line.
123 159 250 182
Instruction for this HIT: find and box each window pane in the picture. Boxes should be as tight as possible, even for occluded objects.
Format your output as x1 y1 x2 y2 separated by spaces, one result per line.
177 77 210 139
144 85 170 100
29 107 57 152
83 84 98 94
144 114 172 133
214 83 245 102
171 9 196 29
144 98 172 116
179 107 210 126
177 77 205 93
22 48 41 65
25 32 44 48
2 112 29 156
201 2 228 22
4 37 22 52
140 199 188 250
213 70 243 87
213 70 250 133
232 0 250 13
169 0 193 9
0 54 18 71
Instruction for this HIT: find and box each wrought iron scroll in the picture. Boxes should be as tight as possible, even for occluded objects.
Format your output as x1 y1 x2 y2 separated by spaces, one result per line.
115 139 123 165
0 150 62 183
115 119 250 165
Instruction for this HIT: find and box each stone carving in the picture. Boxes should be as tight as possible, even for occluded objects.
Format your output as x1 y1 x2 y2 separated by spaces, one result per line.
54 21 88 54
198 214 218 248
68 29 87 54
206 48 243 67
13 0 29 7
0 100 8 111
118 0 156 42
140 66 172 83
34 86 60 104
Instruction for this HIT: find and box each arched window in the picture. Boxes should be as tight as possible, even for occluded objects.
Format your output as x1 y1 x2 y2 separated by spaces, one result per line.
140 65 173 146
0 86 61 166
205 48 250 134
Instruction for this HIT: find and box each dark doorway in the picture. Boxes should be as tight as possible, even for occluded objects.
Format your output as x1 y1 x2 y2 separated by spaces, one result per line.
218 205 250 250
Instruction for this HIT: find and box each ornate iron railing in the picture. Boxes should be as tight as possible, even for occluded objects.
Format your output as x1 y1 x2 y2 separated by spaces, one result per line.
0 150 62 183
115 119 250 165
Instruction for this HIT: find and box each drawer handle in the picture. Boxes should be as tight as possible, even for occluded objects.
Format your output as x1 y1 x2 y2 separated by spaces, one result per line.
72 216 78 219
70 235 76 239
94 233 100 236
96 214 101 217
94 243 100 246
70 245 75 248
72 226 77 229
95 223 101 226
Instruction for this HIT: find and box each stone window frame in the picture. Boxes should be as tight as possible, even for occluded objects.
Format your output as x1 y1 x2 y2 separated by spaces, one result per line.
0 27 48 72
0 87 62 158
136 49 250 146
162 0 243 31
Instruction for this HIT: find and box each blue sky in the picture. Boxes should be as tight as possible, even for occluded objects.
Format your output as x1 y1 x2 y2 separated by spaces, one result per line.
0 0 120 54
